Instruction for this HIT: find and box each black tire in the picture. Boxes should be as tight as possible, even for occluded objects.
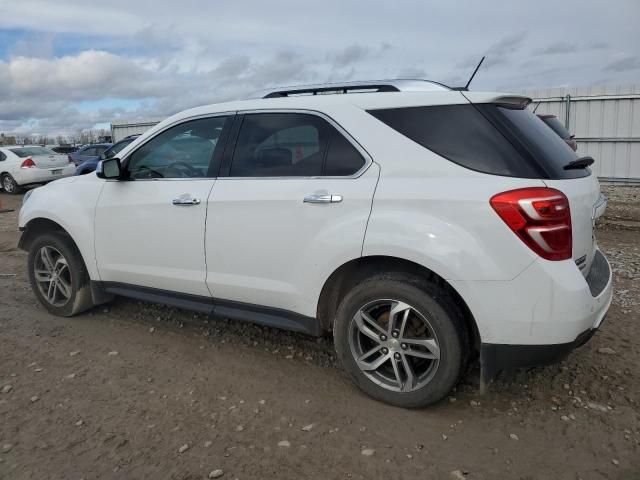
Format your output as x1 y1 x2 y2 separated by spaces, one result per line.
333 274 467 408
1 173 22 194
27 232 94 317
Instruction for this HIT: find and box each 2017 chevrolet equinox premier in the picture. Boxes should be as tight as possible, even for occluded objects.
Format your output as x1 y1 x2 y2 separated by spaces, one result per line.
18 80 612 407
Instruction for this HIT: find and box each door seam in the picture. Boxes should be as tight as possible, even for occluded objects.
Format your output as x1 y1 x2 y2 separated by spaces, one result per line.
360 161 381 256
203 179 218 297
92 181 108 281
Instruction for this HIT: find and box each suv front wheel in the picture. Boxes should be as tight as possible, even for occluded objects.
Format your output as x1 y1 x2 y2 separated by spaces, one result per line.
333 274 467 408
27 232 94 316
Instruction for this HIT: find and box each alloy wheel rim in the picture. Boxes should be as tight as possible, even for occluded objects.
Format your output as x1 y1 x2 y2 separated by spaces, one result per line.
348 299 440 393
34 246 72 307
3 176 14 192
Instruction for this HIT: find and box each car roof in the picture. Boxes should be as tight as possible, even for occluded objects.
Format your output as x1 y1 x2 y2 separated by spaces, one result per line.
0 145 55 150
153 90 530 131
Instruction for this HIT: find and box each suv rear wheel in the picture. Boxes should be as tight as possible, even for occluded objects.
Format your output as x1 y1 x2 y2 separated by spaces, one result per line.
333 274 466 407
27 232 94 316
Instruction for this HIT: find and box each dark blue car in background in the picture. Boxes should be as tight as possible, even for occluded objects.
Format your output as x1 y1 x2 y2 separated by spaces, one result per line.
75 135 139 175
68 143 112 167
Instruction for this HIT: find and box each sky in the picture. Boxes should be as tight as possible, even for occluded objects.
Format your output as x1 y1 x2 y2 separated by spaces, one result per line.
0 0 638 139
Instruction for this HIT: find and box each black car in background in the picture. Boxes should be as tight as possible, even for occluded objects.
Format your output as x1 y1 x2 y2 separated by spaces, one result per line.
51 145 79 154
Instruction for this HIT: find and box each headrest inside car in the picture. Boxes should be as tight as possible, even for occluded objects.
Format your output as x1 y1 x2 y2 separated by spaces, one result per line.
256 147 292 166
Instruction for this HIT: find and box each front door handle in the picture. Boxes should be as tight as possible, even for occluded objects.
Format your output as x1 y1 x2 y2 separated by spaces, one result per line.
303 194 343 204
172 197 201 206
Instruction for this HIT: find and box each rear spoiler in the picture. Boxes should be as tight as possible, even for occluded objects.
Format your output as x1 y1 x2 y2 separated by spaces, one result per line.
461 92 532 109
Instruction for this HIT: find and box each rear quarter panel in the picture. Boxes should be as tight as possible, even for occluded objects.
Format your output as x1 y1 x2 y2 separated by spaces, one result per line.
363 175 545 281
328 104 545 282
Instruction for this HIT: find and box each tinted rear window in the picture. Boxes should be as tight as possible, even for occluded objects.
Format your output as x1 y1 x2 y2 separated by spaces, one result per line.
369 104 587 179
9 147 56 157
539 116 571 140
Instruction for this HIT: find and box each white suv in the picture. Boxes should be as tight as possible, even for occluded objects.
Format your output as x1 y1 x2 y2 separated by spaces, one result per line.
18 80 612 407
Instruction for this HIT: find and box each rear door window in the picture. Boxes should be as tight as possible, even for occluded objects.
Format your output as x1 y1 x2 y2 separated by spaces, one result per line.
369 104 586 179
230 113 328 177
229 113 367 177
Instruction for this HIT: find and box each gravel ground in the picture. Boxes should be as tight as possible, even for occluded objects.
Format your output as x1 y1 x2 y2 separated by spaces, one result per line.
0 187 639 480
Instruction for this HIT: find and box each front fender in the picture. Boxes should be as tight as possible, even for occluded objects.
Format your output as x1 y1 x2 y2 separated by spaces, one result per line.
19 176 104 280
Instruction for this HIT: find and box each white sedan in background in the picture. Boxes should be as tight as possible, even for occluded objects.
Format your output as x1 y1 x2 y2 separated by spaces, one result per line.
0 146 76 194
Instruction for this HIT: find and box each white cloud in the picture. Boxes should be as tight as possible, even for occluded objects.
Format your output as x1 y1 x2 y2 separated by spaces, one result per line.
0 0 638 137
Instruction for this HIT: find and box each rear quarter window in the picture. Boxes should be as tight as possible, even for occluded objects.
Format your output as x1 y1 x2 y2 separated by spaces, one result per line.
483 106 586 179
368 104 587 179
324 133 366 176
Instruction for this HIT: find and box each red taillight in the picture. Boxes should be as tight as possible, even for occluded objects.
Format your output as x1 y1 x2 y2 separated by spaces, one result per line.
68 154 74 164
20 157 36 169
490 187 572 261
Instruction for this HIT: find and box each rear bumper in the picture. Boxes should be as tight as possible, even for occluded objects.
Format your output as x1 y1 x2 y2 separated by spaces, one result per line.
480 320 602 382
14 164 76 185
467 248 613 382
451 248 613 346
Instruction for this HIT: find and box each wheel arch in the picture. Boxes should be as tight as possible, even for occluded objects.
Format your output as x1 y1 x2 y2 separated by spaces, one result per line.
317 255 481 357
20 217 74 249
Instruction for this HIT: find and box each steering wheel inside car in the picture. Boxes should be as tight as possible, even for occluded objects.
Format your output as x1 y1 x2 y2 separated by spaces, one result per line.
134 165 164 179
164 161 203 178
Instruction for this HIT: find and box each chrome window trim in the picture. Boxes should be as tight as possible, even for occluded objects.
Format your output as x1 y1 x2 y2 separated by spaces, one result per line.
116 108 374 182
222 108 373 180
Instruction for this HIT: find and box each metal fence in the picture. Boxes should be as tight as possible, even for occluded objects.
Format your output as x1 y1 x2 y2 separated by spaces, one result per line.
520 85 640 184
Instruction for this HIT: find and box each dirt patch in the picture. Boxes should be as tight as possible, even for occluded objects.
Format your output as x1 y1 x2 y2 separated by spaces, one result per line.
1 189 639 480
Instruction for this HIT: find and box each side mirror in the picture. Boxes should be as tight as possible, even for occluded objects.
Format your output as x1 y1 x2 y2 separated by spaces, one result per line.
96 158 122 179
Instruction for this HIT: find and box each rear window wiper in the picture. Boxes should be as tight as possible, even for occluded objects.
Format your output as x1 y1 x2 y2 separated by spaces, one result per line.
563 156 594 170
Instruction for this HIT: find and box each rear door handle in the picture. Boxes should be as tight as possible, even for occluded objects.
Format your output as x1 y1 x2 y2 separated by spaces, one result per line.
172 197 201 206
303 194 343 204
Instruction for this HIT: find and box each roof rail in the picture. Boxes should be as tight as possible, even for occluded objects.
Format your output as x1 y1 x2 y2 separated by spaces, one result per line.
248 79 450 99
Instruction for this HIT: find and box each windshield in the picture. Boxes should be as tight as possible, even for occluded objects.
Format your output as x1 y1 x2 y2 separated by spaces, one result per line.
9 147 56 158
105 138 135 158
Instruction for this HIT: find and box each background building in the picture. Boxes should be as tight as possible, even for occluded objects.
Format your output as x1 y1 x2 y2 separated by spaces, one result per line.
110 119 163 143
